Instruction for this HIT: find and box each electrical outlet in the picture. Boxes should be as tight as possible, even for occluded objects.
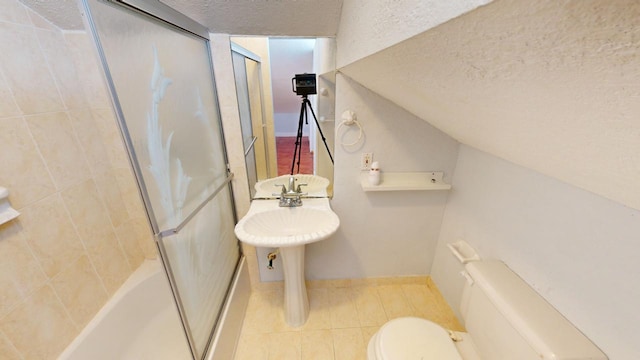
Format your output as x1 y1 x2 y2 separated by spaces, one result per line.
361 152 373 170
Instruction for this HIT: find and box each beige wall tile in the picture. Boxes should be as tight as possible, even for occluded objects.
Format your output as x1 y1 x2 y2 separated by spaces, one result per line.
94 168 129 228
0 222 47 318
64 33 111 109
1 284 76 359
36 29 88 110
0 0 30 25
301 329 334 360
61 180 131 293
113 167 147 219
0 116 55 209
61 179 114 242
268 332 301 360
332 328 366 360
91 108 130 170
0 22 64 114
0 69 21 118
0 330 21 360
51 255 108 328
352 286 388 327
85 230 131 295
67 109 112 175
328 288 360 329
115 217 150 269
25 111 92 190
18 193 85 278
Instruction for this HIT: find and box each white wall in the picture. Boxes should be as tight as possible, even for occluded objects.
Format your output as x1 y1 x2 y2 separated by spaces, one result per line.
336 0 490 67
340 0 640 212
431 145 640 360
274 112 309 137
302 74 458 279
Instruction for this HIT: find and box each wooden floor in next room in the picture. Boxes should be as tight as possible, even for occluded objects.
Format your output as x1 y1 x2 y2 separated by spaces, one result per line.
276 136 313 175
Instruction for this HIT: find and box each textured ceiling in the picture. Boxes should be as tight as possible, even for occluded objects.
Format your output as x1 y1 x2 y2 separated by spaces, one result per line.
19 0 343 35
340 0 640 210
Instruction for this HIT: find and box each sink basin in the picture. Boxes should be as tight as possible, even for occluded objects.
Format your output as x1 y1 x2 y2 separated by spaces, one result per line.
234 198 339 327
254 174 330 198
235 207 339 248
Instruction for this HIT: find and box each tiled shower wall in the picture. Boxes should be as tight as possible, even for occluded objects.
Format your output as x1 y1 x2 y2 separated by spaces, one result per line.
0 1 156 358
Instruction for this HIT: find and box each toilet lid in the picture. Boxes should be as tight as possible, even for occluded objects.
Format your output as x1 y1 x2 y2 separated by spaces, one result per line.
374 317 463 360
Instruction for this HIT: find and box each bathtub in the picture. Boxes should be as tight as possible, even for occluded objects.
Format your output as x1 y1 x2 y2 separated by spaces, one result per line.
59 256 250 360
59 259 191 360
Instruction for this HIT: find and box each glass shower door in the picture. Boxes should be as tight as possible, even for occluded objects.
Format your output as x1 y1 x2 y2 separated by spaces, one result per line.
81 1 239 358
231 46 270 197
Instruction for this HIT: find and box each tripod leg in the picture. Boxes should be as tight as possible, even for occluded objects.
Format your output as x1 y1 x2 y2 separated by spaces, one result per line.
290 100 306 174
296 103 306 173
305 99 334 164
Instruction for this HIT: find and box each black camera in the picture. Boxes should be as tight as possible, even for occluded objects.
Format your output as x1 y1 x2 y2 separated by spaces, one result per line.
292 73 317 96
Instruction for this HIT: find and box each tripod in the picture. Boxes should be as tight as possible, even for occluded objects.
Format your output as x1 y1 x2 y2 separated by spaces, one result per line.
290 95 334 175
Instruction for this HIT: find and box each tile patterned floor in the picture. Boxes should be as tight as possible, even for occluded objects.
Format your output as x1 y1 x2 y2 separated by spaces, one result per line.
277 136 313 176
234 278 464 360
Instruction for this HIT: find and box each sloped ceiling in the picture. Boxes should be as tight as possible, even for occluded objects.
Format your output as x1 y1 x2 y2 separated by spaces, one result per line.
340 0 640 210
19 0 343 35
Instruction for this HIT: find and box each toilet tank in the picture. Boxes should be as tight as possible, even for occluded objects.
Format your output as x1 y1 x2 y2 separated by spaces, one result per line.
460 261 607 360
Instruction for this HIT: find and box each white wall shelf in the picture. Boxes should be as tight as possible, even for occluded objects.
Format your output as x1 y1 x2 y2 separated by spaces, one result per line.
360 171 451 191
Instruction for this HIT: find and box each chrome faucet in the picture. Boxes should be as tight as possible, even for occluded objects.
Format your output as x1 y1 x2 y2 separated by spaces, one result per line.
274 176 307 207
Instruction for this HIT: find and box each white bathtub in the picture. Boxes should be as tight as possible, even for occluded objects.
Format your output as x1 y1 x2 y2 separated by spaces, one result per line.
59 259 192 360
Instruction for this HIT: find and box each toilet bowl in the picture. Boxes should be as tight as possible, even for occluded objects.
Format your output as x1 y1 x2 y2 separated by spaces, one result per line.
367 317 473 360
367 261 608 360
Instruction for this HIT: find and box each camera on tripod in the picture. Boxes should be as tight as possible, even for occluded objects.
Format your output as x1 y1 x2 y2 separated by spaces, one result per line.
291 73 317 96
288 73 333 174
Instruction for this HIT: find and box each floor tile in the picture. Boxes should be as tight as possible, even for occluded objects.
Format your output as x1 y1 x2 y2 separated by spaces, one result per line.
268 332 301 360
332 328 366 360
351 286 388 327
234 277 462 360
377 285 414 319
328 288 360 329
301 330 334 360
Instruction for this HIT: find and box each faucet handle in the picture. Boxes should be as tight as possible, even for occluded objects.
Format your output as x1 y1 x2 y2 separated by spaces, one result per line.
296 183 308 193
272 184 287 197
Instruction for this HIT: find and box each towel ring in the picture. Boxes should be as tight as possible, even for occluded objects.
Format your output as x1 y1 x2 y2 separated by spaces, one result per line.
337 110 363 147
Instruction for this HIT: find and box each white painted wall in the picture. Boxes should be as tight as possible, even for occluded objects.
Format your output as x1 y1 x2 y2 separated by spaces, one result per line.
302 74 459 280
336 0 491 67
431 145 640 360
340 0 640 211
274 112 309 137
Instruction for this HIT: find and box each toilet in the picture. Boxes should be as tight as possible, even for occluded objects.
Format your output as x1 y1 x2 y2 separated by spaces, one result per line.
368 260 608 360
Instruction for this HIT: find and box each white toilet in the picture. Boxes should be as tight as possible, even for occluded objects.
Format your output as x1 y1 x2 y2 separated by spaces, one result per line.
368 260 608 360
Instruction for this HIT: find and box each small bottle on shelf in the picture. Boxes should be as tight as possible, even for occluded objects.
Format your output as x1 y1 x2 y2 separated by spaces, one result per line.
368 161 381 185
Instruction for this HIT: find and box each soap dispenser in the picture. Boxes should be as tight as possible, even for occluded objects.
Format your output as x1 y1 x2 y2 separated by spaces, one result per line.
368 161 381 185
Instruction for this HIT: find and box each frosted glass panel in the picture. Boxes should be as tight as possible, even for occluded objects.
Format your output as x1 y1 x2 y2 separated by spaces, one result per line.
88 1 227 232
83 1 240 359
162 188 239 355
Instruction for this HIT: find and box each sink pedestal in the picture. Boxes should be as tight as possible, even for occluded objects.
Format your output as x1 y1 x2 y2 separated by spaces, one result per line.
280 245 309 327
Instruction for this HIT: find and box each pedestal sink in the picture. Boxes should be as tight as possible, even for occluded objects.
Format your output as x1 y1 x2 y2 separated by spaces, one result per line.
254 174 330 198
234 198 339 326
